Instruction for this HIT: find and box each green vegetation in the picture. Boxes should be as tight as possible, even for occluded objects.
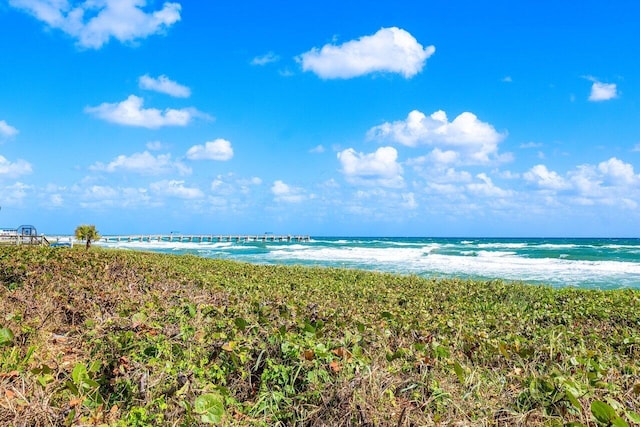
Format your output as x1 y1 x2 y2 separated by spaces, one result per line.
74 225 100 250
1 246 639 426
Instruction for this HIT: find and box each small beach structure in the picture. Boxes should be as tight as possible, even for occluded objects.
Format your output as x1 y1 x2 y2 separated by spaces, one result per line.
0 225 50 246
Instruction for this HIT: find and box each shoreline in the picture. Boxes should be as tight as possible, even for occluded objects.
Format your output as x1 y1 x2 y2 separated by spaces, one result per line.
91 236 640 291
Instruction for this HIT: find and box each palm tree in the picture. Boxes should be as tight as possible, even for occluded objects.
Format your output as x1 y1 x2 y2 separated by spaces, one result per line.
74 224 100 250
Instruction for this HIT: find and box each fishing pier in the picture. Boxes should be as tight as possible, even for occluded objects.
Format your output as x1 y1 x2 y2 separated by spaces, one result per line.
101 234 311 243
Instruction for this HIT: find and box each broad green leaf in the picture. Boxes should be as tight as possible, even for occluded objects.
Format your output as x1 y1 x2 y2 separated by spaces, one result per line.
88 360 101 374
0 327 14 346
131 312 146 325
610 417 629 427
194 393 224 424
627 411 640 424
65 380 79 396
606 397 625 412
72 364 88 386
591 400 617 424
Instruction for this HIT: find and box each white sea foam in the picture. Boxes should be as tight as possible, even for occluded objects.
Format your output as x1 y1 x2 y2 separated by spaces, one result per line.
99 240 245 251
476 250 518 258
269 246 426 265
602 244 640 249
477 243 528 249
266 244 310 251
90 237 640 289
533 244 579 249
264 244 640 288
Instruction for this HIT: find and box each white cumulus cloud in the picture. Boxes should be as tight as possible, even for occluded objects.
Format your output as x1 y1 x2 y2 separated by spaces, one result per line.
85 95 197 128
186 139 234 161
0 120 19 138
271 180 306 203
597 157 637 184
0 155 32 178
337 146 404 188
139 74 191 98
90 151 191 175
299 27 435 79
368 109 506 165
524 165 571 190
519 159 640 211
587 79 618 102
9 0 182 49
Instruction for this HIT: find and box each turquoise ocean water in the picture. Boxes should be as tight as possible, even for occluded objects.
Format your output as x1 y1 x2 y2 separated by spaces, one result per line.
96 237 640 290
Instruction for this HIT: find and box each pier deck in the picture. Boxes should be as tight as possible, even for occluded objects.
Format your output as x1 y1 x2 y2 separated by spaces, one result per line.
101 234 310 243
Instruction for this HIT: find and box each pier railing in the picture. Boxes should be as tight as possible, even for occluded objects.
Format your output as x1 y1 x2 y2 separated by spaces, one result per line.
101 234 311 243
0 232 50 246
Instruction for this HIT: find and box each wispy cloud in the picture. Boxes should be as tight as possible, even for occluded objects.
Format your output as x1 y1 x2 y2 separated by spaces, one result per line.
520 142 543 149
146 141 168 151
150 180 204 199
251 52 280 66
139 74 191 98
77 185 153 209
90 151 191 175
271 180 307 203
0 120 18 138
9 0 181 49
85 95 203 128
467 173 512 198
186 139 234 161
298 27 435 79
0 155 32 178
309 145 325 154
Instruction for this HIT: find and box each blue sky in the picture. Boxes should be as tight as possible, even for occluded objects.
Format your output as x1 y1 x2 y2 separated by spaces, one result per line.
1 0 639 237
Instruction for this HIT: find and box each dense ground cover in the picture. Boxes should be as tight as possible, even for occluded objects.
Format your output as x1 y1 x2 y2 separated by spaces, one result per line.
0 246 639 426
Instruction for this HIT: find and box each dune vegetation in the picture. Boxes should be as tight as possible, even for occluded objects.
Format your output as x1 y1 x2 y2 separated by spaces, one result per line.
1 246 639 426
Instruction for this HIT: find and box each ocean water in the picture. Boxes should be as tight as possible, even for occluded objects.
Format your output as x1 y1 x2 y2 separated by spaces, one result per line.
95 237 640 290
